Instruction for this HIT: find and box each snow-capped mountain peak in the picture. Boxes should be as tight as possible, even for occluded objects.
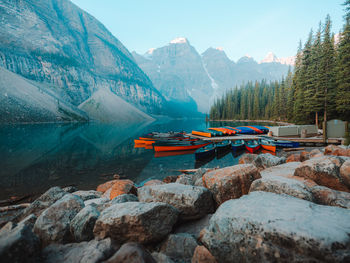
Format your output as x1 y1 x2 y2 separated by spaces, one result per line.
146 48 155 55
170 37 188 44
216 47 224 51
260 51 279 63
260 52 295 65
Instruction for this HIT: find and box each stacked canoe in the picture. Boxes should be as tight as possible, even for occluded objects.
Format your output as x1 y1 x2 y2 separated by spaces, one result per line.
192 125 270 137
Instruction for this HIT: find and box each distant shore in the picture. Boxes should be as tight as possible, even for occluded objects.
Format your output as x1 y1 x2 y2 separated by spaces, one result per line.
209 119 294 126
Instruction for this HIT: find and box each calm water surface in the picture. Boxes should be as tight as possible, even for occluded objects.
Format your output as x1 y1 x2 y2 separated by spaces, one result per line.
0 120 274 200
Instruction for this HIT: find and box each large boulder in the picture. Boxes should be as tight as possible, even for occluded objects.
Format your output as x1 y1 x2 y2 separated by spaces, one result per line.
174 214 213 240
249 174 314 201
294 156 350 192
340 160 350 187
72 190 102 201
42 238 115 263
202 164 261 206
192 245 217 263
311 185 350 209
144 179 165 186
286 153 301 163
20 187 67 219
159 233 198 263
111 194 138 204
325 145 350 157
109 180 137 200
151 252 175 263
96 180 119 193
201 191 350 262
0 220 40 263
93 202 178 244
138 183 214 221
105 242 156 263
239 153 285 170
33 194 84 246
70 204 100 242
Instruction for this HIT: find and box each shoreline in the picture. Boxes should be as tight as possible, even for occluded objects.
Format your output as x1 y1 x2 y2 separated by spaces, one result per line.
209 119 294 126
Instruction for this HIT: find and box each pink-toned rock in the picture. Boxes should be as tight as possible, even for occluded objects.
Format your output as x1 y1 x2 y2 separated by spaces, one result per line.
109 180 137 200
238 153 258 165
309 149 323 159
192 245 217 263
300 151 310 162
294 156 350 192
144 179 164 186
96 180 118 193
311 185 350 209
340 160 350 187
203 164 261 205
163 175 178 184
286 153 301 163
325 145 350 157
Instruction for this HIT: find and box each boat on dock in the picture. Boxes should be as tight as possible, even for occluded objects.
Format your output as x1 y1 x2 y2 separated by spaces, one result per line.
259 138 276 152
191 130 212 137
154 140 211 152
231 139 245 151
215 140 232 152
262 137 300 148
245 139 261 153
195 144 216 160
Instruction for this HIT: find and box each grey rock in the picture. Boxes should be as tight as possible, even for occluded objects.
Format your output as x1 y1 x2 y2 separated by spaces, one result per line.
105 242 156 263
253 153 286 170
72 190 102 201
260 162 301 178
34 194 84 246
194 177 205 187
84 197 110 207
249 174 314 201
70 204 100 242
174 214 213 240
42 238 115 263
93 202 178 244
138 183 214 221
160 233 198 263
311 185 350 209
0 219 40 263
111 194 139 204
151 252 175 263
20 186 67 219
201 191 350 263
175 174 194 185
62 186 78 193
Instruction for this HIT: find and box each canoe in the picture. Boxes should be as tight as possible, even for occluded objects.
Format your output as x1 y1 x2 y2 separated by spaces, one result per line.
218 128 236 135
207 129 223 136
154 149 196 158
262 137 300 148
134 139 155 145
231 139 245 151
154 141 211 152
244 126 264 134
251 125 269 134
245 140 261 153
224 126 241 133
192 130 212 137
208 127 229 135
259 139 276 152
195 144 216 160
235 126 257 134
216 140 232 151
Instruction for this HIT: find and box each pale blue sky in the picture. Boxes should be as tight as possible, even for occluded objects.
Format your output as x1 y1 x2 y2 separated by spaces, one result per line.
71 0 345 61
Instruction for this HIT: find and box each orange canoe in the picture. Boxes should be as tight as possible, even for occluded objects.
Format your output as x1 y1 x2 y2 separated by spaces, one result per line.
134 139 155 145
192 130 212 137
244 126 264 134
261 144 276 153
154 142 211 152
154 149 196 158
208 127 228 135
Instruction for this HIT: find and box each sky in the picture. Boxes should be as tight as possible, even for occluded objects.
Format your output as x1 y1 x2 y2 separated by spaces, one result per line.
71 0 345 62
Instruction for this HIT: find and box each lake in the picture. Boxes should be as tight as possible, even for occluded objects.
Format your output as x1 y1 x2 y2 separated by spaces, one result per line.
0 120 275 200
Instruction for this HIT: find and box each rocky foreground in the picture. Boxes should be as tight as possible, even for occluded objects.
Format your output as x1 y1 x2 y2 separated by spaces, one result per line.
1 145 350 262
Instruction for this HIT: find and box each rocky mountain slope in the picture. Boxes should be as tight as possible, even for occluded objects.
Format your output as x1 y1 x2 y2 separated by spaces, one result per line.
134 40 292 113
0 0 166 122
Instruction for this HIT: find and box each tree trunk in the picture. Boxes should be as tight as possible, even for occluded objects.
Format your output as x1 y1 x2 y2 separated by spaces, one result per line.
315 112 319 127
323 90 328 142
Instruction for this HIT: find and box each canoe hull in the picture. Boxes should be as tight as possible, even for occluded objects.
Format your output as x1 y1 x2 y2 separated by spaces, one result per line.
261 144 276 152
154 142 211 152
192 130 212 137
195 147 216 160
245 144 261 153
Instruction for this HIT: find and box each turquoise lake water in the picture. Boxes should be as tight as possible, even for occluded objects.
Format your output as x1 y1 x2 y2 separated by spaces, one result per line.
0 120 275 199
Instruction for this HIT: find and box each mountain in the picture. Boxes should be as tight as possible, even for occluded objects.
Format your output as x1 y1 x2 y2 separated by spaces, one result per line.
0 0 166 123
260 52 295 65
134 40 293 113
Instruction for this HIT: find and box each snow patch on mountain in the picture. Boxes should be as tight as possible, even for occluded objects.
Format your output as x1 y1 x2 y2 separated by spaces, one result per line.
260 52 295 65
170 37 188 44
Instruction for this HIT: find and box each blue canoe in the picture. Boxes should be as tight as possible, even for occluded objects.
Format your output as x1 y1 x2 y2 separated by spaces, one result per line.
263 137 299 148
250 125 270 134
235 126 259 134
216 140 231 152
231 139 245 151
245 139 261 153
195 144 216 160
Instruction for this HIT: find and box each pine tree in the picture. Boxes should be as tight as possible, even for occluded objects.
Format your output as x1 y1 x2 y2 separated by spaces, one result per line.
253 82 260 119
336 1 350 119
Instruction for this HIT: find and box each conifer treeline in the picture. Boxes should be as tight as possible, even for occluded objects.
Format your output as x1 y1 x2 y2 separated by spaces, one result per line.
210 2 350 124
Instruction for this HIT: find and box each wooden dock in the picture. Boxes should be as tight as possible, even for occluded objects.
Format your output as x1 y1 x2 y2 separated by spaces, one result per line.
186 134 343 145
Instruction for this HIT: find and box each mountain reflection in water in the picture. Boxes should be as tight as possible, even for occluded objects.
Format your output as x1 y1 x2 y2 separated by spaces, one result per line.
0 120 271 200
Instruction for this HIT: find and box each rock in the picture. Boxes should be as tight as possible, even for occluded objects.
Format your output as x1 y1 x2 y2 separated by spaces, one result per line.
300 151 310 162
309 148 323 158
286 153 300 163
0 219 40 262
294 156 350 192
138 183 214 221
253 153 286 170
176 174 195 185
151 252 175 263
194 178 205 187
70 204 100 242
111 194 139 204
144 179 165 186
109 180 137 200
174 214 213 240
325 145 350 157
238 153 257 165
105 242 156 263
34 194 84 246
202 164 261 206
62 186 78 193
84 197 110 207
160 233 198 263
191 245 217 263
340 160 350 187
96 180 119 193
72 190 102 201
249 174 314 201
311 185 350 209
102 188 112 199
163 175 178 184
42 238 115 263
201 191 350 262
20 186 67 219
18 214 37 229
0 222 15 235
93 202 178 244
